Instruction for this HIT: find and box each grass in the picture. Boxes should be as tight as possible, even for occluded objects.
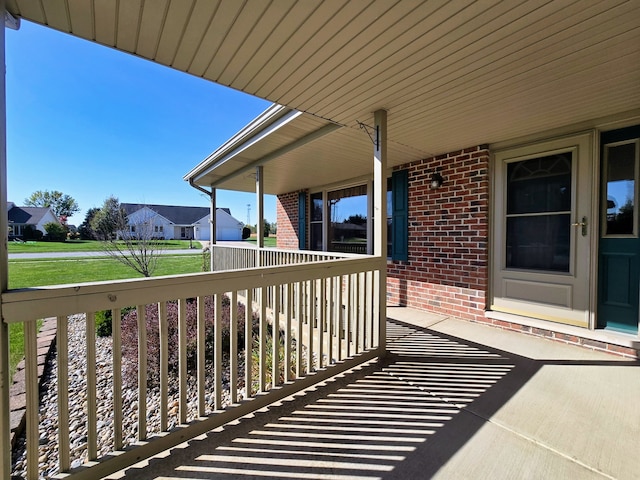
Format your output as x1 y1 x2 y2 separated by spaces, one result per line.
8 253 205 377
244 235 277 247
9 320 43 379
8 239 202 253
9 254 204 289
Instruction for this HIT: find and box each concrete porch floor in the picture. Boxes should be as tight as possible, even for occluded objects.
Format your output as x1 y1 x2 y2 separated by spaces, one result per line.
107 307 640 480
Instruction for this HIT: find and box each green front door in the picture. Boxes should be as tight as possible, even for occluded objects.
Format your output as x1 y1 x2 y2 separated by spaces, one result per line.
598 126 640 334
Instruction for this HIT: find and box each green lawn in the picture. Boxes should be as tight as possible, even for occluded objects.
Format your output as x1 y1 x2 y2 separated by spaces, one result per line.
8 253 205 377
244 235 277 247
8 239 201 253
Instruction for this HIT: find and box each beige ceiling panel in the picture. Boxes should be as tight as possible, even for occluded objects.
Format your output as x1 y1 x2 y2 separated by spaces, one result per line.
294 0 495 110
170 0 220 72
41 0 70 32
231 1 322 92
154 0 193 66
317 0 572 122
203 1 271 83
13 0 46 24
272 0 498 109
396 28 640 139
136 0 171 60
211 0 297 87
67 0 94 39
116 0 143 52
241 0 348 96
260 0 401 101
93 0 117 46
376 1 635 127
187 0 245 77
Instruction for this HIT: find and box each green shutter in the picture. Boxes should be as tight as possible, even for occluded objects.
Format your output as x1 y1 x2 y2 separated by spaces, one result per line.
391 170 408 261
298 192 306 249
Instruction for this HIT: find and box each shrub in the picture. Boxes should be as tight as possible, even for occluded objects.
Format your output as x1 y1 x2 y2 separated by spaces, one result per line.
201 249 211 272
121 295 259 387
43 222 68 242
95 306 134 337
242 227 251 240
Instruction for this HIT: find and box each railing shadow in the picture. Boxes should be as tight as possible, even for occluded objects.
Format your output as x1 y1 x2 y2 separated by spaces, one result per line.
111 319 638 480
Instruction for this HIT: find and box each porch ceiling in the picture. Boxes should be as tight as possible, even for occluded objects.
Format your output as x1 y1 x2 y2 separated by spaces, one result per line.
8 0 640 194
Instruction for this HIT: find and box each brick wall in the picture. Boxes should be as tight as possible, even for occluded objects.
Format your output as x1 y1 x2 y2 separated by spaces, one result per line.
387 145 490 322
276 191 304 250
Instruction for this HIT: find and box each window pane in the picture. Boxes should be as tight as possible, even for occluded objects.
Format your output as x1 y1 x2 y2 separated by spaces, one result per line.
507 153 572 215
311 192 323 222
329 185 367 254
605 142 636 235
506 215 570 272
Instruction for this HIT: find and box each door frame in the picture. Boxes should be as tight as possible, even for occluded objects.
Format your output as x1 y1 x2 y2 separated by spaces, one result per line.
490 131 597 328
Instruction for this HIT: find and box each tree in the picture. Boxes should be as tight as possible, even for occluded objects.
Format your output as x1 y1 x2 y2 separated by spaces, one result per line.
78 207 100 240
91 197 125 240
93 197 164 277
24 190 80 218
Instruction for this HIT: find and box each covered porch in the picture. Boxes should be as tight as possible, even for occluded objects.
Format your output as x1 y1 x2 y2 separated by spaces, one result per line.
2 1 640 479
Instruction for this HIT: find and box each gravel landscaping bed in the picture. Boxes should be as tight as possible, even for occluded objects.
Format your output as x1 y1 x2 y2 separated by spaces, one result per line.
11 314 246 479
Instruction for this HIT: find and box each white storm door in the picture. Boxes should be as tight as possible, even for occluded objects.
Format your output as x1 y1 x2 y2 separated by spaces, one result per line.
491 133 593 327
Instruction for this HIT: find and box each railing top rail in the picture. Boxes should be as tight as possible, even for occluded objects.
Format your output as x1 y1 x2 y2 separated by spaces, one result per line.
210 243 365 259
2 255 385 323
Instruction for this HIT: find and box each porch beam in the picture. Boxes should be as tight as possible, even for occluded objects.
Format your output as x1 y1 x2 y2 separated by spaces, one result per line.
256 166 264 250
0 5 11 478
373 109 387 353
210 187 216 271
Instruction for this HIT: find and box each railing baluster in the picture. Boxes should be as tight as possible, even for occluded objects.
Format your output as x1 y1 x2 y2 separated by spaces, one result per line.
197 296 206 416
359 272 366 352
178 299 187 424
112 308 123 449
272 285 280 387
244 288 253 399
345 274 352 358
353 273 360 355
86 312 98 458
259 287 267 393
230 290 238 403
367 270 373 349
135 306 147 441
328 277 335 365
214 294 222 410
24 320 38 480
284 283 292 383
56 315 70 471
158 301 168 432
307 280 314 372
296 281 303 379
318 278 325 369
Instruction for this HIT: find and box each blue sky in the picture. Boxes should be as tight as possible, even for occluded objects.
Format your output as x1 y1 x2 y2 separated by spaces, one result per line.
6 20 276 227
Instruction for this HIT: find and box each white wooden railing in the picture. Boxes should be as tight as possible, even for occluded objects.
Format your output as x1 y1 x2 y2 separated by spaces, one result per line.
1 254 385 480
210 243 352 271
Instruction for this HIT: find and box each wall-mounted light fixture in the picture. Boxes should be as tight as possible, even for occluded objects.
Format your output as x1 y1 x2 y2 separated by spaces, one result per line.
430 170 444 189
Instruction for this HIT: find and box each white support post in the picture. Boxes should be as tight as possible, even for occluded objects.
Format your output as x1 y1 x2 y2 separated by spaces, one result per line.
210 187 216 271
0 5 11 478
373 109 387 353
256 166 264 265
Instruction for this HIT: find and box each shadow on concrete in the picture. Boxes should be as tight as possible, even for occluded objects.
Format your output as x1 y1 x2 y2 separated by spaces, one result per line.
112 319 638 480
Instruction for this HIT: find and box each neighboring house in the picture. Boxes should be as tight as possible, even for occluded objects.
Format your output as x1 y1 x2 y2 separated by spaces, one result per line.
6 201 60 239
120 203 243 241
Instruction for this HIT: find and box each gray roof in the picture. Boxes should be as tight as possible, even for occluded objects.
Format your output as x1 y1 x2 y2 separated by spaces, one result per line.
121 204 232 225
8 205 53 224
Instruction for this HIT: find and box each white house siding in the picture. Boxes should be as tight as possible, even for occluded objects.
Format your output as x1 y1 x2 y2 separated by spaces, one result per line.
125 207 173 239
35 210 60 234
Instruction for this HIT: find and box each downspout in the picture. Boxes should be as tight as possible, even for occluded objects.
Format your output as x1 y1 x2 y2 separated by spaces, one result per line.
188 179 215 271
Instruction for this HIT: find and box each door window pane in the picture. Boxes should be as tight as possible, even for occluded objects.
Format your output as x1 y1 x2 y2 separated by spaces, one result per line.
604 142 636 235
506 153 572 272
